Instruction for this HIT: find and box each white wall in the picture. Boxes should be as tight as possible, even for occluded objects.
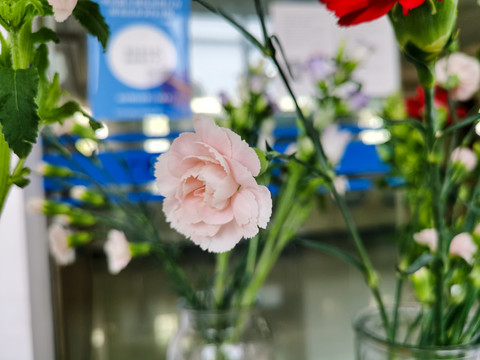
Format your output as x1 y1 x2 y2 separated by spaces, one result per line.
0 149 55 360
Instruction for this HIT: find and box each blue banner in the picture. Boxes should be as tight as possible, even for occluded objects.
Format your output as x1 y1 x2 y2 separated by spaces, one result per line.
88 0 191 121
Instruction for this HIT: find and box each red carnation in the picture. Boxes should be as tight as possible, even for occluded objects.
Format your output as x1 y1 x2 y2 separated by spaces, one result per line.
406 86 468 124
319 0 438 26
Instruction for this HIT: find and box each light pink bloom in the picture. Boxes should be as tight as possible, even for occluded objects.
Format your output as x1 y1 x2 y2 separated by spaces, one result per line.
104 230 132 275
48 224 75 265
436 53 480 101
154 117 272 253
48 0 78 22
321 125 352 166
451 147 478 172
450 233 478 264
413 229 438 252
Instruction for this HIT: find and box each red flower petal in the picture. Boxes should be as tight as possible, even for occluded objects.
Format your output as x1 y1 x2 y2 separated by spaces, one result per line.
399 0 426 15
320 0 397 26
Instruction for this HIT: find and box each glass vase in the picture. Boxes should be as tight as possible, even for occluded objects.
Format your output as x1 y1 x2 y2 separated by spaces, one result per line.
354 307 480 360
166 305 274 360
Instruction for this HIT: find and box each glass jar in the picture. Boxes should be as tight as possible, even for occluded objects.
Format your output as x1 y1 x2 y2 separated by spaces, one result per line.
354 307 480 360
167 306 273 360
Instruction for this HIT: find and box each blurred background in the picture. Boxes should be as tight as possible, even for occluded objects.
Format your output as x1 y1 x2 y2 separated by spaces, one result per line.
2 0 480 359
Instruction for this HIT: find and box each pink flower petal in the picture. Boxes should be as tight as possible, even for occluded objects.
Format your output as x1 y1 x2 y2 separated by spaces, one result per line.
224 129 261 176
194 117 233 159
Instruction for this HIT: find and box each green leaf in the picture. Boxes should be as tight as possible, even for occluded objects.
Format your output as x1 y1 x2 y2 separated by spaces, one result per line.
31 27 59 44
0 68 39 158
441 113 480 136
38 0 54 16
33 43 49 82
12 177 30 188
299 238 365 272
28 0 45 14
254 147 269 176
398 253 435 276
11 166 31 188
384 118 426 134
73 0 109 50
87 116 103 131
40 100 82 124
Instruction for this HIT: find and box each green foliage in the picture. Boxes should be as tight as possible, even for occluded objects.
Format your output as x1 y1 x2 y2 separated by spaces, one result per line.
73 0 110 50
0 67 39 158
31 27 59 44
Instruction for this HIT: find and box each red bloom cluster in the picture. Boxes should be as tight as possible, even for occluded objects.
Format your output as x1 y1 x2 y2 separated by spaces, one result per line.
406 86 468 124
319 0 440 26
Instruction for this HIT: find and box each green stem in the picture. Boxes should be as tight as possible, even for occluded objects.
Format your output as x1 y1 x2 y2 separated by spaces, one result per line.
389 275 404 342
272 43 390 332
214 252 230 307
238 169 300 306
0 132 11 219
423 85 446 345
245 235 259 276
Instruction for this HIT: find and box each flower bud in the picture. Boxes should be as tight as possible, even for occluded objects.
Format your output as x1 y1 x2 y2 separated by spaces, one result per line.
71 186 105 207
68 232 93 247
27 198 71 215
64 209 97 226
37 162 74 178
129 242 151 257
412 268 434 304
389 0 458 86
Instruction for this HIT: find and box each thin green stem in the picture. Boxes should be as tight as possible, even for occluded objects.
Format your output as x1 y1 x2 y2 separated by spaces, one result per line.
214 252 230 307
271 37 390 332
389 275 404 342
0 131 11 219
238 169 300 306
245 235 259 277
423 86 446 345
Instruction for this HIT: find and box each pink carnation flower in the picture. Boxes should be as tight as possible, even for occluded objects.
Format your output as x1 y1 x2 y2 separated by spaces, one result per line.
104 230 132 275
48 0 78 22
436 53 480 101
413 229 438 252
155 117 272 253
450 233 478 265
451 147 478 172
48 224 75 265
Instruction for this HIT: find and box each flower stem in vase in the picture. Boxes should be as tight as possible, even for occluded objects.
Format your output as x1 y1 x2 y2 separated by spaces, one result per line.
423 85 448 345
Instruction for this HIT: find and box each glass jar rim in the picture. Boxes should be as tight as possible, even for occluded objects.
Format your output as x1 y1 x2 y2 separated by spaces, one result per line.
353 306 480 354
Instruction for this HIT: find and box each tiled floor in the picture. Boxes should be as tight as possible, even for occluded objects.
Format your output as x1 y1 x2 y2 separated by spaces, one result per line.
55 191 404 360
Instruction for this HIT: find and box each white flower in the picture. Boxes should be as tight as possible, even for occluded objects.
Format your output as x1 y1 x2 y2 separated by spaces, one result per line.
104 230 132 275
71 185 88 201
413 229 438 252
333 176 349 196
48 224 75 265
48 0 78 22
436 53 480 101
450 233 478 264
320 125 352 166
451 147 478 172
